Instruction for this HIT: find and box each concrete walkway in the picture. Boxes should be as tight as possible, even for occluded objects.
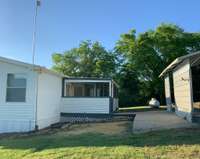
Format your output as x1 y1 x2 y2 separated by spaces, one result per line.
133 111 198 133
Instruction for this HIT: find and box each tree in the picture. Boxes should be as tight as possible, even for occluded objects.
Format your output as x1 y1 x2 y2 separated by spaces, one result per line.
52 41 117 78
116 23 200 105
116 64 143 107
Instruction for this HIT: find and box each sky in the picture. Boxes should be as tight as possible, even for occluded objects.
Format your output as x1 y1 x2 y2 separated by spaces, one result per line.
0 0 200 68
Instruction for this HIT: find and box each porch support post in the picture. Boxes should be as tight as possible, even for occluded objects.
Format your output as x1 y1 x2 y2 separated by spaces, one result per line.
112 82 114 98
109 81 112 97
189 58 194 115
164 73 172 112
94 83 97 97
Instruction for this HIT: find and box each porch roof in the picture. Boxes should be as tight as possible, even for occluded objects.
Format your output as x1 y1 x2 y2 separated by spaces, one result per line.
159 51 200 78
65 77 112 80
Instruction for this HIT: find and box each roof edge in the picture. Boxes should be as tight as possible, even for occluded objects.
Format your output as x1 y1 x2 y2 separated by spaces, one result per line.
159 51 200 78
0 56 64 77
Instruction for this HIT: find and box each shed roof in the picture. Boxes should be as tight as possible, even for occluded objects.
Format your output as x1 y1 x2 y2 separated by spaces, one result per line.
0 56 64 77
159 51 200 77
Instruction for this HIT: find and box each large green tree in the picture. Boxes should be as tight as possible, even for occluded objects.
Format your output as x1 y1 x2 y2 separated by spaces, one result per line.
52 41 117 78
116 24 200 105
51 24 200 107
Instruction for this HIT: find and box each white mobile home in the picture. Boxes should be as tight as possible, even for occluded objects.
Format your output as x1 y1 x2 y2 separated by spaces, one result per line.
160 51 200 122
0 56 119 133
0 56 62 133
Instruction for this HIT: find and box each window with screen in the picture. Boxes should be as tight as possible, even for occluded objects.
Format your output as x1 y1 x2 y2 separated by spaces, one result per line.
6 74 27 102
64 82 109 97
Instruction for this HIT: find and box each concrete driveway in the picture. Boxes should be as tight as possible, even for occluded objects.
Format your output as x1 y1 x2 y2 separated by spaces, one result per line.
133 111 197 133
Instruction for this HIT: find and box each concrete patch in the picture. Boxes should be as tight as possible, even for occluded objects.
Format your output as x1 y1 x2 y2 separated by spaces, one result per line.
133 111 198 133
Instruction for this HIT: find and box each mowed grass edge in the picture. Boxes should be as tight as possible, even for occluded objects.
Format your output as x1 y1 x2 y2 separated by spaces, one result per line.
0 126 200 159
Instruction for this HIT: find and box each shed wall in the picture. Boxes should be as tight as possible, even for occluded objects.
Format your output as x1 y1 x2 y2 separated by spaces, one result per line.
173 59 192 120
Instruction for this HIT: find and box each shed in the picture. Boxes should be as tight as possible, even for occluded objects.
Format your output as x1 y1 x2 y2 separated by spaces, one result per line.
0 56 62 133
160 51 200 122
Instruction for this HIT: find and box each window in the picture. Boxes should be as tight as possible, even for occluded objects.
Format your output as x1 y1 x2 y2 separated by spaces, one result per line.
85 83 95 97
96 83 109 97
6 74 27 102
64 82 109 97
74 84 84 96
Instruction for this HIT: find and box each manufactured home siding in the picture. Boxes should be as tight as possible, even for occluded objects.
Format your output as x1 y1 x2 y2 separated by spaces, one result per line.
61 98 110 114
173 59 192 118
0 61 36 133
37 73 61 129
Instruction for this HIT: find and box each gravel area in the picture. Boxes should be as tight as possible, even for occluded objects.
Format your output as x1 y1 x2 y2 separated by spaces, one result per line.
133 111 198 133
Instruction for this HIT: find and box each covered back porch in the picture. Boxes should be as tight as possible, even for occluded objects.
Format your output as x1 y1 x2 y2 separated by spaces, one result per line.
61 78 119 114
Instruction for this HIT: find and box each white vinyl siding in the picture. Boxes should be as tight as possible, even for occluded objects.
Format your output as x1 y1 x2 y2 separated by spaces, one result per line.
0 61 37 133
36 73 61 129
173 59 192 114
61 98 110 114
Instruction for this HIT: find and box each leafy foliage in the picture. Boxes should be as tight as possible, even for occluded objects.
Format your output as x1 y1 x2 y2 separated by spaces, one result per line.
116 64 142 106
116 23 200 105
52 41 117 78
52 24 200 106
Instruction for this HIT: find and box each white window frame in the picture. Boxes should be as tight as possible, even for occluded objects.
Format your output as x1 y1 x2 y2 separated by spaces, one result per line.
6 73 27 103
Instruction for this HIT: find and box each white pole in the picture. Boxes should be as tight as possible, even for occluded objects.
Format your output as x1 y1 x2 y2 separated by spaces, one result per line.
32 0 40 67
32 0 40 131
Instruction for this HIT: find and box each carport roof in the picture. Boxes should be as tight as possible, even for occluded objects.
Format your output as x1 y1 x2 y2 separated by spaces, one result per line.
159 51 200 78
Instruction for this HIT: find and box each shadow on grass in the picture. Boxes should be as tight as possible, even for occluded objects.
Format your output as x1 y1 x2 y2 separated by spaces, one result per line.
0 127 200 152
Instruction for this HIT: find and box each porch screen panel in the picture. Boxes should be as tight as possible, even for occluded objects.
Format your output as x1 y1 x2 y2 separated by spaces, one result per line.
64 82 109 97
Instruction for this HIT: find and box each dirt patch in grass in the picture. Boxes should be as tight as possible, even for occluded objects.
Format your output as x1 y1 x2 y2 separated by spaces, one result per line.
58 121 132 136
0 121 132 140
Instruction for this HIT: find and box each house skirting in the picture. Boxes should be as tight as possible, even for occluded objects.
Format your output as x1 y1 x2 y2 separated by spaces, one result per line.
60 113 136 123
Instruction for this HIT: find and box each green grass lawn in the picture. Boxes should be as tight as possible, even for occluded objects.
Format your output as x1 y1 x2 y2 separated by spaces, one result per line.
0 122 200 159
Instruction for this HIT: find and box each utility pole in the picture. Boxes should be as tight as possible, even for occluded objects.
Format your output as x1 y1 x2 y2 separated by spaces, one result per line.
32 0 41 131
32 0 41 67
